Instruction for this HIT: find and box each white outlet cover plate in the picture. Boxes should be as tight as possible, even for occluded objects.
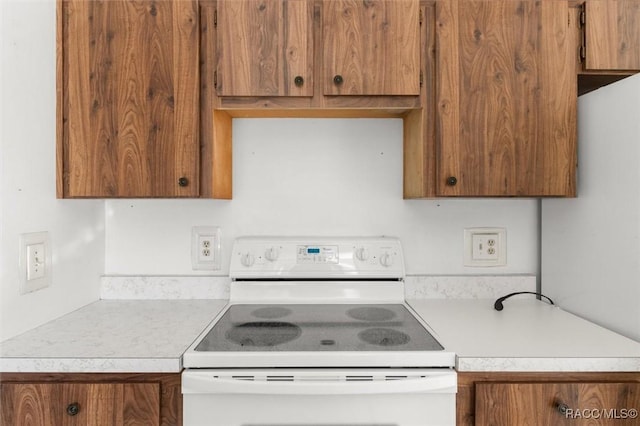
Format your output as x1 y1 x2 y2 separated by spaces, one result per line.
191 226 221 270
19 232 52 294
464 227 506 267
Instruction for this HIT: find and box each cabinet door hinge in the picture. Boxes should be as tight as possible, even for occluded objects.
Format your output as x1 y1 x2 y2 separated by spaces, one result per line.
579 3 586 63
420 71 423 88
214 71 218 89
419 9 423 26
214 9 217 28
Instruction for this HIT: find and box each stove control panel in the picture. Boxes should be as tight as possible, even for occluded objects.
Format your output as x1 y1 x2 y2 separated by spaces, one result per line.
296 245 339 264
230 237 404 279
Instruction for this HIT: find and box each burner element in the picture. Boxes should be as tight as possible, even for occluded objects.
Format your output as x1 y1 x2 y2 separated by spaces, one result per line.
226 322 301 347
347 306 396 322
251 307 293 319
358 328 410 347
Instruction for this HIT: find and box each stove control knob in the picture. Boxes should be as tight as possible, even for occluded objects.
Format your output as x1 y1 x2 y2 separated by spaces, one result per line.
240 252 255 267
265 247 280 262
380 252 394 267
355 247 369 261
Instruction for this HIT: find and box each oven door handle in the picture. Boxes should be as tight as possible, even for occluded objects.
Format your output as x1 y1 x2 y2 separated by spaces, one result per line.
182 372 457 395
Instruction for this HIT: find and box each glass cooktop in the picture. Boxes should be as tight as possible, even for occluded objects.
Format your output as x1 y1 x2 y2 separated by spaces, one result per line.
195 304 444 352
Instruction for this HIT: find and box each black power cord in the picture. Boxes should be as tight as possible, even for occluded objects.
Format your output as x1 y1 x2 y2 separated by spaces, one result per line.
494 291 554 311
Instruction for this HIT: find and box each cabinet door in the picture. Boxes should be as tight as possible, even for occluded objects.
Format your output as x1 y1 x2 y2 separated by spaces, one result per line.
584 0 640 71
60 0 200 197
476 382 640 425
323 0 420 95
436 0 576 196
0 382 160 425
216 0 313 97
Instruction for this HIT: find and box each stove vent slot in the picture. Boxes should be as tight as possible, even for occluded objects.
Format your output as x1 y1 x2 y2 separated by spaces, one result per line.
215 374 427 382
266 376 294 382
346 376 374 381
346 375 417 381
295 376 342 382
385 375 409 380
229 375 255 381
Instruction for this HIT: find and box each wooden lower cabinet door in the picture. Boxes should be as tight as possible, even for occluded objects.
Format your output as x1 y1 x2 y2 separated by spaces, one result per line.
475 382 640 426
0 382 160 426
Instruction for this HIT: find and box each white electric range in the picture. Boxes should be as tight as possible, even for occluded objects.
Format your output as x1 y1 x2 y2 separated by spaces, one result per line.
182 237 456 426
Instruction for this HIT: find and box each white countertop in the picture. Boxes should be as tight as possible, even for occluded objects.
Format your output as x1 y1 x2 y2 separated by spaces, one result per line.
0 299 227 373
409 299 640 372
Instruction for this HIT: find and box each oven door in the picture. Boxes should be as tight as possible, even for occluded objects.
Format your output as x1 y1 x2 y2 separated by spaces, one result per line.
182 368 456 426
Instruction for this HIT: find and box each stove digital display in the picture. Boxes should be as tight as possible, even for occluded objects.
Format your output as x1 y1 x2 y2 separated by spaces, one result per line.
297 245 338 264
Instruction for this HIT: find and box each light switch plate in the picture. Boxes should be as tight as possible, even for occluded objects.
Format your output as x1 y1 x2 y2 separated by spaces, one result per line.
26 243 46 280
464 227 506 267
19 232 52 294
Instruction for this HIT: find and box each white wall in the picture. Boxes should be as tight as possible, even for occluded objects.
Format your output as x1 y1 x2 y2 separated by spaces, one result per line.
542 73 640 341
0 0 105 341
106 118 539 276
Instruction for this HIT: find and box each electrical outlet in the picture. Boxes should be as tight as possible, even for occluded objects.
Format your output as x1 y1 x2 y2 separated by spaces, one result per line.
464 227 506 267
472 234 499 261
19 232 52 294
191 226 221 270
199 235 213 260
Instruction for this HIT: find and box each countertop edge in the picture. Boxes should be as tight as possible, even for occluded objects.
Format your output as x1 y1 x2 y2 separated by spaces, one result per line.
0 357 183 374
456 357 640 373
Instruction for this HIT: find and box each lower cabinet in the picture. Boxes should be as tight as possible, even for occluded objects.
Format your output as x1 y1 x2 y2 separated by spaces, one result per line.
458 372 640 426
0 373 181 426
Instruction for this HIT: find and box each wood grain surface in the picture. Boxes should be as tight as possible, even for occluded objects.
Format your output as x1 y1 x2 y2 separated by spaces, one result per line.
0 373 180 426
585 0 640 71
436 0 576 197
476 382 640 426
403 2 436 198
200 1 233 199
457 372 640 426
60 0 200 197
323 0 420 96
0 382 159 426
216 0 313 97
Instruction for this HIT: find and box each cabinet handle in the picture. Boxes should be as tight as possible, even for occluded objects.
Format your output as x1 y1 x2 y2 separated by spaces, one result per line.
556 402 569 415
66 402 80 416
294 76 304 87
446 176 457 186
178 177 189 187
333 75 344 86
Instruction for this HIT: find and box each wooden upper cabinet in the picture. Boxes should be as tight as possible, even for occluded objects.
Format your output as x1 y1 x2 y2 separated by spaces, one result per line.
215 0 314 97
436 0 577 197
322 0 421 96
0 382 160 425
58 0 200 198
583 0 640 71
475 382 640 425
